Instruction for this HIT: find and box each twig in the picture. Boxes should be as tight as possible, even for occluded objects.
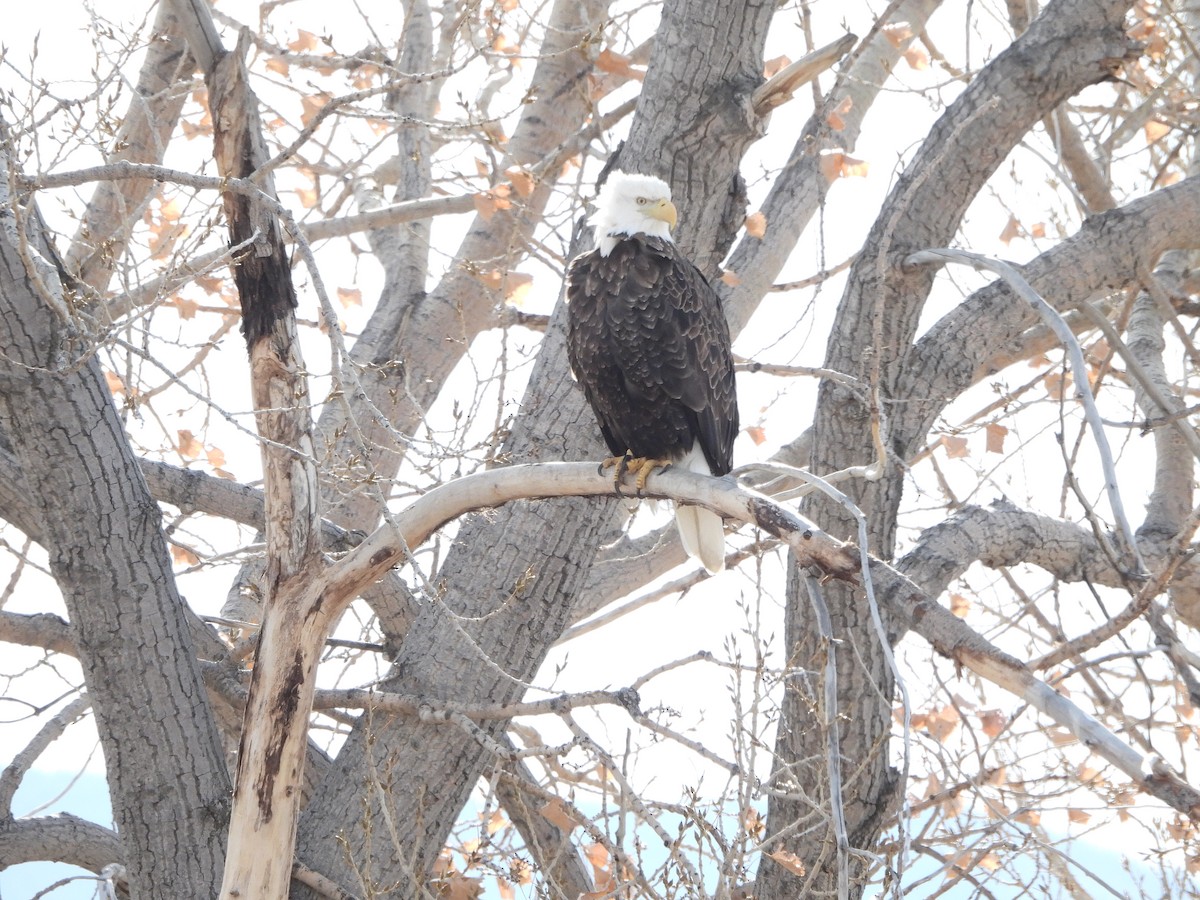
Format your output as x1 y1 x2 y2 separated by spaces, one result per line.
0 694 92 815
290 862 361 900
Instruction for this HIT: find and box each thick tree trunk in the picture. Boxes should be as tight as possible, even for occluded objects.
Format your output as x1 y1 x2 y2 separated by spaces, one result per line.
0 169 230 897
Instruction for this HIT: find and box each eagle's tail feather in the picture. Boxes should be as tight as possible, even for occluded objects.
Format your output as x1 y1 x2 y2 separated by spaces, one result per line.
675 504 725 575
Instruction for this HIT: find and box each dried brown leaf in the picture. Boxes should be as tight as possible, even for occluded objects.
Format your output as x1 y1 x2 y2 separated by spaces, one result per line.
903 47 929 70
1048 727 1076 746
999 214 1021 245
1014 809 1041 826
926 705 960 742
923 772 941 799
744 211 767 239
1044 370 1073 400
978 709 1006 738
539 798 580 832
504 272 533 303
1077 762 1102 783
474 269 504 291
506 167 535 198
882 23 915 47
1144 119 1171 144
819 150 845 182
492 32 517 54
743 806 765 838
351 64 380 90
583 842 614 893
482 808 506 832
942 434 969 459
767 849 807 877
170 544 200 566
296 185 319 210
160 196 183 222
288 29 318 52
762 54 791 78
181 120 208 141
177 430 203 459
830 153 868 180
482 121 507 145
432 851 456 879
195 273 223 294
441 874 483 899
584 842 609 869
595 49 643 81
300 93 330 128
473 192 497 221
507 856 531 885
985 422 1008 454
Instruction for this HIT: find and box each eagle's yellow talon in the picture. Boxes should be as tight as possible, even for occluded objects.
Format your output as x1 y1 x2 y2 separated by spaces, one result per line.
600 452 633 494
624 456 673 494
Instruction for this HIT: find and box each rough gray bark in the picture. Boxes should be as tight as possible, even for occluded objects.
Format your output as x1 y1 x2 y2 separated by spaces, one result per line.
0 180 231 897
0 815 123 874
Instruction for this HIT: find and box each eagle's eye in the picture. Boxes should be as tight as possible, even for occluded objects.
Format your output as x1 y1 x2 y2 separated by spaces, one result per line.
636 197 649 205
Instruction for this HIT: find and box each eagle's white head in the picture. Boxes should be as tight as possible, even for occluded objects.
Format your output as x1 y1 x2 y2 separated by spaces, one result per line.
590 172 677 256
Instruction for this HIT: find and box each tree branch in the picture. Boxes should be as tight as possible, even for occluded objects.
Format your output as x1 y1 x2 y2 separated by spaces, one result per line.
0 815 123 875
239 460 1200 825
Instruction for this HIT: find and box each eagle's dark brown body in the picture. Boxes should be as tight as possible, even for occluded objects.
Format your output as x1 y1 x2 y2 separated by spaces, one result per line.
565 234 738 476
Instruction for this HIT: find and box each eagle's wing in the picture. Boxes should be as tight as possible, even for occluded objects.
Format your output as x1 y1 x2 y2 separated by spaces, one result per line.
565 248 629 458
606 237 738 475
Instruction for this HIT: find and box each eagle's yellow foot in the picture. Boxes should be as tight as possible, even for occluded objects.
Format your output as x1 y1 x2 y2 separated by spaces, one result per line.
599 453 672 495
600 452 633 494
623 456 673 494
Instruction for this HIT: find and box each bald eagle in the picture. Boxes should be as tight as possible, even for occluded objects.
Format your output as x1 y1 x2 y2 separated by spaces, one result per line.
566 172 739 574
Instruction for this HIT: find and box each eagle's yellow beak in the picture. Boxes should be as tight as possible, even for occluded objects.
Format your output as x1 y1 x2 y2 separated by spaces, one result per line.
647 199 678 231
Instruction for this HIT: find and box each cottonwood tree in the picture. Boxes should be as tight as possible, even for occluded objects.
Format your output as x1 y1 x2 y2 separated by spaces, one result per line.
2 0 1200 897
